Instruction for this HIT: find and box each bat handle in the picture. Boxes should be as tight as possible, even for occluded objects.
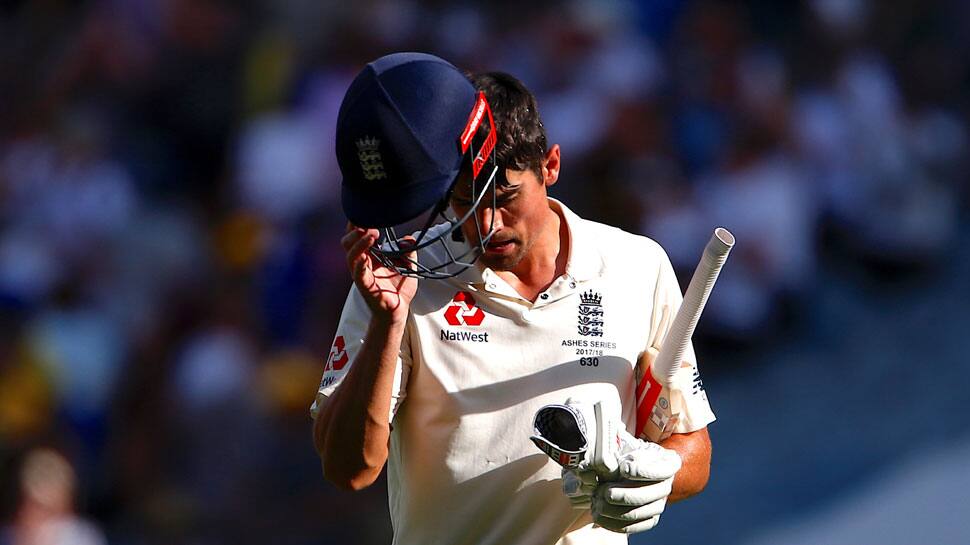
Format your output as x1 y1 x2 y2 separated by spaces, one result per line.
655 228 734 384
637 228 734 441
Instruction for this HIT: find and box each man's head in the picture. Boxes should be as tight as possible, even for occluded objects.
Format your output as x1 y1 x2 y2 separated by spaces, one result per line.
335 55 560 277
335 52 502 278
451 72 561 271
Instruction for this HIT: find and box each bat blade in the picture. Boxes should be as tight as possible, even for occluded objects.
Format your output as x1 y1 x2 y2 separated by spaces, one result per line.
636 228 734 441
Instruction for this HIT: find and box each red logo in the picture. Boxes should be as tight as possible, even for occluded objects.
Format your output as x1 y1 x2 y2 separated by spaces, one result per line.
325 335 349 372
444 291 485 326
459 92 497 179
635 370 664 438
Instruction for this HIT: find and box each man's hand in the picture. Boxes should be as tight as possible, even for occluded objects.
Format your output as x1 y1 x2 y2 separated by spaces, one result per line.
562 466 597 510
590 441 680 534
562 441 680 533
530 398 682 534
342 224 418 323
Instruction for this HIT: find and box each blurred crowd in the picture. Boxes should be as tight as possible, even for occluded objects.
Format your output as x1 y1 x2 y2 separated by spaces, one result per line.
0 1 967 544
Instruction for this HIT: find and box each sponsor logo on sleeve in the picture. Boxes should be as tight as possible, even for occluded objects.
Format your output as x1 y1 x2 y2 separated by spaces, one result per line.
326 336 349 371
320 335 349 389
691 367 708 400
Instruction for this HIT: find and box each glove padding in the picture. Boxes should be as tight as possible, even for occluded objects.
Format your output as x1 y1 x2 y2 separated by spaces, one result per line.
530 399 627 476
590 439 680 534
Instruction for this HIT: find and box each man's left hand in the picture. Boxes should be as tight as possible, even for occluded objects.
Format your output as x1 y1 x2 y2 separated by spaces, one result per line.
592 474 674 533
529 398 682 533
591 440 681 534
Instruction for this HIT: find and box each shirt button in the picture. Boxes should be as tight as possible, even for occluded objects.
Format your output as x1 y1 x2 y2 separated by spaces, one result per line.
540 293 549 300
488 283 497 290
569 281 577 289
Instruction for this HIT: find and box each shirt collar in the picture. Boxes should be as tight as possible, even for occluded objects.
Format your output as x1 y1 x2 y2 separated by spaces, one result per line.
450 197 604 289
550 198 604 282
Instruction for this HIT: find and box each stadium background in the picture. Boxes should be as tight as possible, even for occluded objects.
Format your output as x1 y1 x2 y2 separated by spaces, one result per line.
1 0 968 543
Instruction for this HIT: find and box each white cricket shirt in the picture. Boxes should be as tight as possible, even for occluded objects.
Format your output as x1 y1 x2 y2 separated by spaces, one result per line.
311 199 716 545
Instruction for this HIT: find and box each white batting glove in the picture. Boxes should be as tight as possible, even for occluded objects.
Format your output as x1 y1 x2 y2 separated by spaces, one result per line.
530 398 616 511
591 439 681 534
531 398 681 527
530 398 621 473
561 466 597 509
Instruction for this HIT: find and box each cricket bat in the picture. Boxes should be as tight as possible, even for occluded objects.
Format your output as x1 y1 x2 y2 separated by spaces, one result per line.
635 227 734 442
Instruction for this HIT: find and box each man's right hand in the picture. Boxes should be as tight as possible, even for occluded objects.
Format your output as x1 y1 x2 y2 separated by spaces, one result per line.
342 224 418 324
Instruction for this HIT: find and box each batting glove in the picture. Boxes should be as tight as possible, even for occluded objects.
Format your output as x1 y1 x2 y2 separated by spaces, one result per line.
530 399 622 472
561 466 598 509
591 439 680 534
530 398 682 530
530 398 618 510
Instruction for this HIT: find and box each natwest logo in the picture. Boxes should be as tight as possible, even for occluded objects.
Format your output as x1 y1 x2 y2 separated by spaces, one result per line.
444 291 485 326
325 335 349 372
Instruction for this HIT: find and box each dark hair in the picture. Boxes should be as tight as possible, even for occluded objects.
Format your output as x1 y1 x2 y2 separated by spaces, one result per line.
469 72 548 178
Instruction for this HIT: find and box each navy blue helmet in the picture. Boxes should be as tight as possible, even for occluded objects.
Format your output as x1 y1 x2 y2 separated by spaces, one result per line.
336 52 498 279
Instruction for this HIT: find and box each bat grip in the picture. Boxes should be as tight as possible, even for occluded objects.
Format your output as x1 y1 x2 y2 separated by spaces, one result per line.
654 228 734 384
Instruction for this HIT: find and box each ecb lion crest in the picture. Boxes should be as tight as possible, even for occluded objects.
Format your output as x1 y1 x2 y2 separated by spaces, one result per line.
356 136 387 181
577 290 604 337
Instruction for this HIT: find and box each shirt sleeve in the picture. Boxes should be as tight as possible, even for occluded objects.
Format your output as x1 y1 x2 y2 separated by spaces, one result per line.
309 286 412 422
646 245 716 434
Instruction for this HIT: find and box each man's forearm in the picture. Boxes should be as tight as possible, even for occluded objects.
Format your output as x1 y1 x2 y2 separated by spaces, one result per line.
314 316 406 490
660 427 711 503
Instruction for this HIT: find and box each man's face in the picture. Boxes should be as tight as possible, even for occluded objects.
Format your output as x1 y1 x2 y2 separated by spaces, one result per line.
449 166 548 271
